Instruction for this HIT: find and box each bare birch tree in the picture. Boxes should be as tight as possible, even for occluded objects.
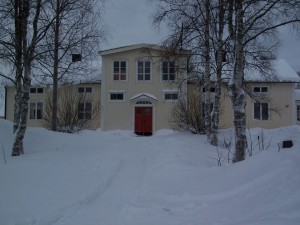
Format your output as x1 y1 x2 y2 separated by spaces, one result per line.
33 0 105 131
0 0 52 156
153 0 215 143
227 0 300 162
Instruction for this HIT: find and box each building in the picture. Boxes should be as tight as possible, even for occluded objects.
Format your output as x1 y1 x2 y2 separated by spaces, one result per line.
99 44 188 135
4 44 300 133
5 82 101 130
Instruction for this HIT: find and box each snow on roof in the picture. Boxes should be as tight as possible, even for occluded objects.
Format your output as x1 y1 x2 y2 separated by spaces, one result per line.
130 93 158 101
244 59 300 83
99 43 163 56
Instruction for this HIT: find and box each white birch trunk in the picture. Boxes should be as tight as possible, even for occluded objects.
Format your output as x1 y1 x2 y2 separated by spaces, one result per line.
229 0 247 162
210 0 225 146
204 0 211 143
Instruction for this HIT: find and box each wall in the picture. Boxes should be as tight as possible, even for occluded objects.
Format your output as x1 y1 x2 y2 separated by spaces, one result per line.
188 82 296 129
101 47 187 132
5 83 101 130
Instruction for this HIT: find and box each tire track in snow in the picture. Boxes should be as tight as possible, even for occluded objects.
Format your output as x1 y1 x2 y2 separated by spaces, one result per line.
52 139 150 225
34 154 124 225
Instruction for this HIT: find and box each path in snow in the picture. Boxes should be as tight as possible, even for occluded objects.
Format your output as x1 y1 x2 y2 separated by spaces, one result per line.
50 136 159 225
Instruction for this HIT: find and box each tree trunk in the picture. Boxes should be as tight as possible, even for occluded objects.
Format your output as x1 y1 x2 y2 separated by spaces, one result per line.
13 0 23 133
12 0 36 156
51 0 60 131
211 0 225 146
12 76 30 156
230 0 247 162
204 0 211 143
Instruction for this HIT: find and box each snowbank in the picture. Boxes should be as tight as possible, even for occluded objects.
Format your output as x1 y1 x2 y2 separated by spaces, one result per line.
0 119 299 225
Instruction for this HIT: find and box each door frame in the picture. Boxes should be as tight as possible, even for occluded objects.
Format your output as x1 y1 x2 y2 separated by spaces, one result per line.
134 106 153 135
130 93 157 135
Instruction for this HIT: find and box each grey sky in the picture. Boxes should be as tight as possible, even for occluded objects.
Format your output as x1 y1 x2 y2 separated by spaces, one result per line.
103 0 300 72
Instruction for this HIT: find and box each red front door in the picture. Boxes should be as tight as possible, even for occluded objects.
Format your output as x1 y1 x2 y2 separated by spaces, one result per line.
135 107 153 135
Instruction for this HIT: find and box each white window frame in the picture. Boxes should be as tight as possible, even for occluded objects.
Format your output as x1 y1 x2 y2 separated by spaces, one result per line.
113 60 128 81
161 61 176 81
29 101 43 120
108 90 125 102
137 60 152 81
30 87 44 94
78 87 92 93
78 101 92 120
254 102 269 120
253 86 268 93
163 90 179 102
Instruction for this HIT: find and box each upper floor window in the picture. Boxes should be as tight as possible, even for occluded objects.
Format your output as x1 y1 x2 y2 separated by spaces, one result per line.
30 87 43 94
137 61 151 81
72 54 82 62
29 102 43 120
162 61 175 81
254 102 269 120
78 87 92 93
253 86 268 93
202 87 216 93
113 61 127 81
297 105 300 121
78 102 92 120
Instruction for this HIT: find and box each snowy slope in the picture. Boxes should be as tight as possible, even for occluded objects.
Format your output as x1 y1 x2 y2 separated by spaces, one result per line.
0 119 300 225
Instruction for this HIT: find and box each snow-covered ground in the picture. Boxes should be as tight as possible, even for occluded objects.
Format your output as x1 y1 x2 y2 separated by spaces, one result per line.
0 119 300 225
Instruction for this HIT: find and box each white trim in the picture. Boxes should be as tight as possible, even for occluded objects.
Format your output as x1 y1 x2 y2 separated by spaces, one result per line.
131 93 157 102
162 89 179 102
253 86 269 93
160 61 176 82
136 60 152 82
253 102 270 121
108 90 125 93
108 90 125 102
111 60 128 82
132 105 155 134
28 100 44 120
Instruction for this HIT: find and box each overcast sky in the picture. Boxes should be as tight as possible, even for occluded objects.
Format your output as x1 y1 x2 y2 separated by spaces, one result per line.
103 0 300 72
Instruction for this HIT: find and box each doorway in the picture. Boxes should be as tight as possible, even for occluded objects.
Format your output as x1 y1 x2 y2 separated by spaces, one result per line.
134 107 153 136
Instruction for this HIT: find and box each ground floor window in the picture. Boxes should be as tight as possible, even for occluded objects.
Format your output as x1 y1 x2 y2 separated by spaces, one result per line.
297 105 300 121
164 91 178 101
254 102 269 120
201 102 214 118
110 93 124 101
29 102 43 119
78 102 92 120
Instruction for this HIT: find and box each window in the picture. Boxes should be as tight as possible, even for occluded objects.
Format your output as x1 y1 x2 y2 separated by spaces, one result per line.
136 101 152 105
137 61 151 81
253 86 268 93
29 102 43 119
254 102 269 120
297 105 300 121
110 93 124 100
30 87 43 94
202 102 214 118
72 54 82 62
113 61 127 80
202 87 216 92
164 91 179 101
78 102 92 120
162 61 175 81
78 87 92 93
